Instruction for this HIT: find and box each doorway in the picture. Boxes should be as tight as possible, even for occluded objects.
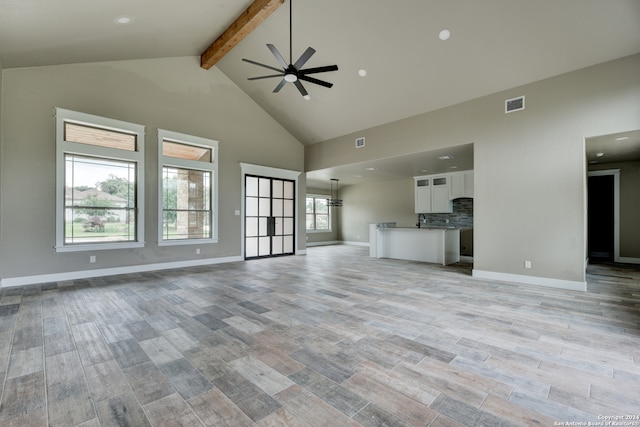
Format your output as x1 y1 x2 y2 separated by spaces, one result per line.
587 169 619 263
245 175 295 259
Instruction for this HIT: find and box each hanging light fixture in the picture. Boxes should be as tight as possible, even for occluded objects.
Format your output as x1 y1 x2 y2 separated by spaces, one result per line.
327 178 343 207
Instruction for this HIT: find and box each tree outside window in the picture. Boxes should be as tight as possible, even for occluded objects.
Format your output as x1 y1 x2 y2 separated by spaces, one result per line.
306 195 330 231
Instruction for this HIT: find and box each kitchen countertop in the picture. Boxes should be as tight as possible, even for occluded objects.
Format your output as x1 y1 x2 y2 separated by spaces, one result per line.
379 226 471 230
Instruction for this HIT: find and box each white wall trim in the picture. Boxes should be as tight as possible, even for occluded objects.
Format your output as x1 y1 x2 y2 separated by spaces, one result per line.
306 240 341 247
341 241 369 247
239 163 302 259
0 256 243 288
472 269 587 292
616 257 640 265
587 169 620 262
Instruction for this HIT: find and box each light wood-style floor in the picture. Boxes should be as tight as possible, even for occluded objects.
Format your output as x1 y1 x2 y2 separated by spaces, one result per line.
1 245 639 426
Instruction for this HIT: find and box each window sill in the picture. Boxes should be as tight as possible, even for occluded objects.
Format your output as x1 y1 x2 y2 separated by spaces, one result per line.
306 230 332 234
55 242 145 253
158 238 218 247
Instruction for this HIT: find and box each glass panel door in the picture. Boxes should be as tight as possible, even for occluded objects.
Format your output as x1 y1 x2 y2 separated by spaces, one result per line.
245 175 295 259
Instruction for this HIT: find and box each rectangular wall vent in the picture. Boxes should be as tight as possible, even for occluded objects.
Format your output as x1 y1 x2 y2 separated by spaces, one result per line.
505 96 525 113
355 137 365 148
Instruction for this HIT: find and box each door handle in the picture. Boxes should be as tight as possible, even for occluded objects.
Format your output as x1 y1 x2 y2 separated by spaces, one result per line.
267 217 276 236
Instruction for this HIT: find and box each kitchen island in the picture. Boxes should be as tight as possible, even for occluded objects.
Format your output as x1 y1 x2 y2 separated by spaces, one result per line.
369 224 460 265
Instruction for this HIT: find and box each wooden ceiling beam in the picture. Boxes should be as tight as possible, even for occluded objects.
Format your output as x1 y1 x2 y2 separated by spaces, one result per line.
200 0 286 70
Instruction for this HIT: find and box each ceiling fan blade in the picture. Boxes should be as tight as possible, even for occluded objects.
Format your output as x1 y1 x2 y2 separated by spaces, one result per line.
273 79 287 93
242 58 283 73
299 65 339 75
267 44 288 68
248 74 284 80
294 80 308 97
299 75 333 88
293 47 316 70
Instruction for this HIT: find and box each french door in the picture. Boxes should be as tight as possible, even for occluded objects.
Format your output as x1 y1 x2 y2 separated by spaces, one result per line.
245 175 295 259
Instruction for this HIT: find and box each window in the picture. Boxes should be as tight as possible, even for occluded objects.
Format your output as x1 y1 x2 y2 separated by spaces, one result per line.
158 129 218 245
56 108 145 252
306 195 330 231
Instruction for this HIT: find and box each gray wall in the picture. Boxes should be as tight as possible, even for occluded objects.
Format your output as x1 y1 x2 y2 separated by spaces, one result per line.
589 160 640 258
340 179 416 243
306 54 640 283
0 57 3 279
0 57 304 281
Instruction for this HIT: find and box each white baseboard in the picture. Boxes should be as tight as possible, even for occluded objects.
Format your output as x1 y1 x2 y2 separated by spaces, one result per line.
306 240 341 247
1 255 243 288
341 241 369 247
616 256 640 265
472 269 587 292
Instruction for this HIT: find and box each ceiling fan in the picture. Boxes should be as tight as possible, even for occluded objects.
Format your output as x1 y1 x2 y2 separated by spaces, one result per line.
242 0 338 99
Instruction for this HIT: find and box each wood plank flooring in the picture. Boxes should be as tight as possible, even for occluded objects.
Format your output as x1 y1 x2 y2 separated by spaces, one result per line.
1 245 639 426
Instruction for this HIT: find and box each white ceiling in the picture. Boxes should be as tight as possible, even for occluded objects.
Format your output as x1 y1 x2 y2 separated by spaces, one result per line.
1 0 639 188
586 130 640 165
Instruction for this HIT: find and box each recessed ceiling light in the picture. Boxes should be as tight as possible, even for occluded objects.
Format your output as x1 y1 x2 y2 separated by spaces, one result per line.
595 152 605 157
615 136 629 141
438 29 451 41
365 167 376 171
353 174 363 178
450 166 458 169
115 16 131 25
589 161 598 164
421 169 428 173
358 69 367 77
438 155 454 160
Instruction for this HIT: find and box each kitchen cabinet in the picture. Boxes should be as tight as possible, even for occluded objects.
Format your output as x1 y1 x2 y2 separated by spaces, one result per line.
449 170 474 199
414 175 452 213
370 224 460 265
414 178 431 213
431 175 452 212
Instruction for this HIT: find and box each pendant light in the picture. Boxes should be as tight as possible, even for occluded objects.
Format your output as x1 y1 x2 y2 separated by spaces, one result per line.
327 179 343 207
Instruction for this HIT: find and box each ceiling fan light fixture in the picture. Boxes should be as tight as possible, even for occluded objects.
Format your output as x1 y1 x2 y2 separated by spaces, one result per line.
242 0 337 98
303 95 311 100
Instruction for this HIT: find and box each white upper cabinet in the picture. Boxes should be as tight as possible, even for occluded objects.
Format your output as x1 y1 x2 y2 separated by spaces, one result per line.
449 170 474 199
414 177 431 213
415 170 473 213
414 175 453 213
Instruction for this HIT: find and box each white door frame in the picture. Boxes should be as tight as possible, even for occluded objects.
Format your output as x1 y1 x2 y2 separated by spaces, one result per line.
587 169 621 262
239 163 302 258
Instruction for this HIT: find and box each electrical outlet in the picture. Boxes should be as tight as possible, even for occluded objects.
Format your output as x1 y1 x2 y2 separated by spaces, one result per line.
524 260 532 269
90 255 96 263
196 248 201 255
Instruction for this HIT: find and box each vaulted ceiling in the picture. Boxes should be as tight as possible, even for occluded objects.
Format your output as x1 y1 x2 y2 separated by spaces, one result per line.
1 0 639 149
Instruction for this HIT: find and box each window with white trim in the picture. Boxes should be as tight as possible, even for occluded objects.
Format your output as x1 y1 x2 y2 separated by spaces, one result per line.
306 195 331 231
55 108 145 252
158 129 218 245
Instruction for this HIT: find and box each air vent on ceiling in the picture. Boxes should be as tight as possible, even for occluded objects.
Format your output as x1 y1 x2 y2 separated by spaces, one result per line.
505 96 525 113
355 137 365 148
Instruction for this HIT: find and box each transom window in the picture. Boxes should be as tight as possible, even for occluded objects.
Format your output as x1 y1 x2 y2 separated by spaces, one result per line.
158 129 218 244
55 108 145 251
306 195 331 231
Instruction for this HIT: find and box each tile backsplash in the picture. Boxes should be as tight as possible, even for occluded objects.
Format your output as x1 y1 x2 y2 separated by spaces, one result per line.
421 198 473 227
